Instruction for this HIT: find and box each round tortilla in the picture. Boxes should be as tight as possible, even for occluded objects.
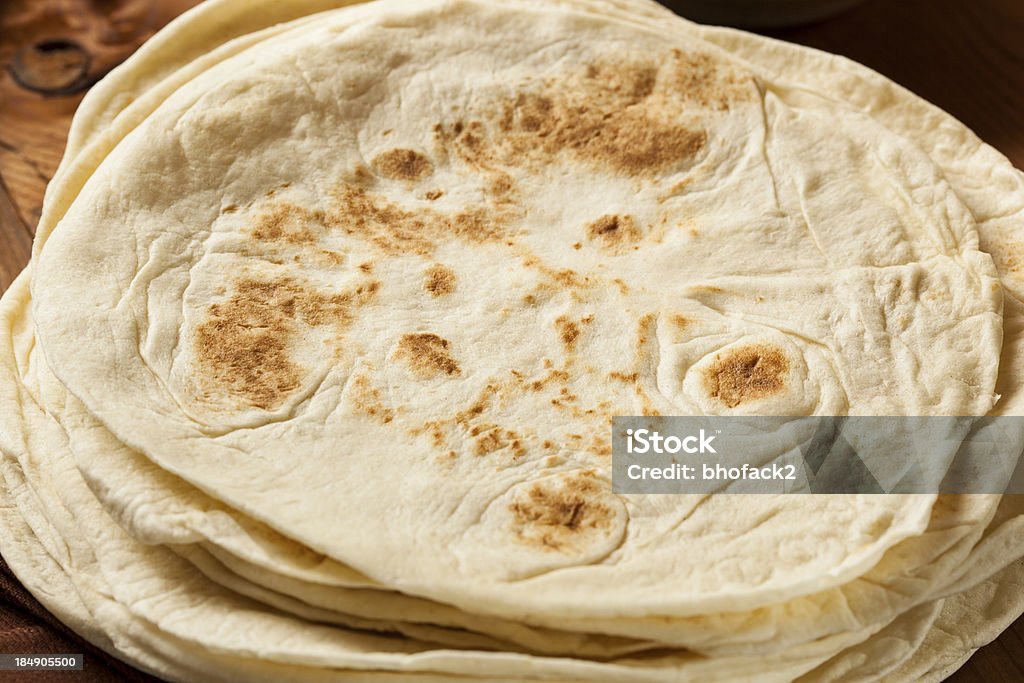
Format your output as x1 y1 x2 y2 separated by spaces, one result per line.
31 0 997 622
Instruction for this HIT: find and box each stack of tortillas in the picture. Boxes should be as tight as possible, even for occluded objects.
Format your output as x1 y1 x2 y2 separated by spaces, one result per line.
2 0 1023 680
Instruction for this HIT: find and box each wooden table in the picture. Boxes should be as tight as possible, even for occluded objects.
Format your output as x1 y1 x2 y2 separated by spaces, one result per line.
1 0 1022 680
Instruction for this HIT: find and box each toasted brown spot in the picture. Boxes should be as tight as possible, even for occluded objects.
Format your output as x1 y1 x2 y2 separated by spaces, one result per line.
394 333 461 379
194 277 378 410
609 371 639 383
473 425 525 458
496 61 707 176
424 189 444 201
371 148 433 181
486 171 515 200
586 214 641 253
328 183 504 255
431 50 754 181
455 382 500 424
509 473 613 551
671 314 689 330
195 283 301 411
667 49 742 111
705 344 789 408
320 250 345 265
424 264 456 297
349 375 395 424
555 316 582 350
251 203 320 245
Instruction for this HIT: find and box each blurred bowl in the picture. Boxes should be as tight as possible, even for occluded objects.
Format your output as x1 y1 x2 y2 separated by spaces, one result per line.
660 0 867 29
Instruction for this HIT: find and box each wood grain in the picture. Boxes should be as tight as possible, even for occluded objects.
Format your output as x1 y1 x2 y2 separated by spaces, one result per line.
0 0 1022 681
0 0 202 243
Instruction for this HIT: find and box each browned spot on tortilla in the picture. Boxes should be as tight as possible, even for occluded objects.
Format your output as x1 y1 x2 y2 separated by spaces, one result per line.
194 277 378 410
554 316 584 350
472 425 526 458
424 264 456 297
394 333 461 378
496 61 707 176
636 313 656 349
609 371 639 383
371 148 433 181
456 382 500 423
327 183 503 255
194 283 300 411
520 254 591 290
320 250 345 265
526 368 570 393
704 344 789 408
431 50 755 181
666 49 744 111
349 375 395 424
671 314 689 330
222 204 239 214
251 203 321 245
509 472 614 551
424 189 444 201
586 214 641 253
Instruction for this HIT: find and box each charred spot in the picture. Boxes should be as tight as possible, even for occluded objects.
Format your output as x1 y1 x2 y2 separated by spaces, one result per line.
325 183 507 256
508 473 613 551
349 375 395 424
555 315 590 350
371 148 434 181
586 214 641 252
192 277 378 411
424 264 456 297
394 333 461 378
250 202 321 245
472 425 525 458
704 344 789 408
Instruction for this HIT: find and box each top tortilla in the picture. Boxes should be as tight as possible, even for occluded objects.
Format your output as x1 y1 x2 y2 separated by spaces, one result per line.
29 0 1001 619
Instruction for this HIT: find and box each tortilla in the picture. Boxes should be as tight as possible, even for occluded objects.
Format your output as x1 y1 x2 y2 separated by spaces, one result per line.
31 0 998 624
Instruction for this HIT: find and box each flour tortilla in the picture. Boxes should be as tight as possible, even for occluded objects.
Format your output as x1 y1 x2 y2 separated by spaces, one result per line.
31 0 997 624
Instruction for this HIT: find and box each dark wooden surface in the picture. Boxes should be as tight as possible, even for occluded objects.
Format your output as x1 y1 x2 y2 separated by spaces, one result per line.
0 0 1022 680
